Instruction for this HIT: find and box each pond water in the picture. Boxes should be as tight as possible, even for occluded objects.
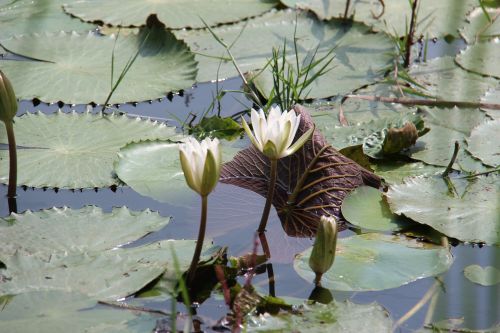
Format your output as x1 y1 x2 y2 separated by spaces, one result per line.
1 39 499 332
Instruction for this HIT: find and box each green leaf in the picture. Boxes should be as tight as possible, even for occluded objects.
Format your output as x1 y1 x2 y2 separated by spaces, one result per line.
460 7 500 44
0 25 197 104
175 10 394 98
387 175 500 245
405 107 490 173
370 160 442 184
63 0 278 29
114 139 243 206
281 0 477 38
190 116 242 140
0 291 160 333
0 111 179 189
341 186 410 232
294 233 453 291
466 119 500 167
481 87 500 120
244 300 393 332
0 0 94 43
463 265 500 286
409 57 498 103
456 41 500 79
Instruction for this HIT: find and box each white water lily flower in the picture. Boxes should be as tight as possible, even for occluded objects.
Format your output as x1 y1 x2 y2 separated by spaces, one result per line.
179 137 221 196
241 106 313 160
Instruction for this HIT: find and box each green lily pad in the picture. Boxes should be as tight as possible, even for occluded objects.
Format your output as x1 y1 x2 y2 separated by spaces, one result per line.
456 41 500 79
466 119 500 167
464 265 500 286
0 24 197 104
418 319 500 333
175 10 393 98
405 107 490 172
0 206 169 260
371 160 442 184
114 139 243 206
63 0 277 29
294 233 453 291
409 57 498 103
481 87 500 120
0 0 94 43
460 7 500 44
244 300 393 332
0 111 179 189
0 206 205 299
0 291 160 333
341 186 410 232
281 0 476 38
387 175 500 245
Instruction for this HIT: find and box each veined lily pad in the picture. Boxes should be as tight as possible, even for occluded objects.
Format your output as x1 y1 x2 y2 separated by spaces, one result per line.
244 300 392 332
463 265 500 286
0 111 179 189
405 107 490 172
481 87 500 120
175 10 394 98
114 139 243 206
294 233 453 291
466 119 500 167
0 291 160 333
456 40 500 79
63 0 278 29
0 0 94 42
460 7 500 43
0 24 197 104
370 160 442 184
409 57 498 103
281 0 477 38
387 175 500 245
0 206 206 299
341 186 410 232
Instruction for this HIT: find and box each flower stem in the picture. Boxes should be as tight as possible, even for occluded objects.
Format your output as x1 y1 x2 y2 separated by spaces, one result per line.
187 195 208 285
258 159 278 233
5 120 17 199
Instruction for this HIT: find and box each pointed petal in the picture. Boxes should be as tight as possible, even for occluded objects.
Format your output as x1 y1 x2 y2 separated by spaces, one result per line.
179 148 200 194
201 149 220 196
241 116 262 152
263 140 279 160
284 126 314 157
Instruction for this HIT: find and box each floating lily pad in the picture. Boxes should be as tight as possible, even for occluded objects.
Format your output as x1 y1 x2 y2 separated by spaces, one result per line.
0 206 169 260
409 57 498 103
0 111 179 189
460 7 500 44
370 160 442 184
405 107 489 172
387 175 500 245
418 319 500 333
175 10 393 98
341 186 410 232
244 300 392 332
0 24 197 104
115 139 243 206
63 0 277 29
481 87 500 120
0 206 205 299
466 119 500 167
294 233 453 291
281 0 476 38
464 265 500 286
0 0 94 43
0 291 160 333
456 40 500 79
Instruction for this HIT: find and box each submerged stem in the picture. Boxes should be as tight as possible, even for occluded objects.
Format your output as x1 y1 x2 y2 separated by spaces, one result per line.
187 195 208 284
258 159 278 233
5 120 17 199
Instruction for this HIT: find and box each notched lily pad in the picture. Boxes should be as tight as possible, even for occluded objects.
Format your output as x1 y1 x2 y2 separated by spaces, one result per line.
387 175 500 245
460 7 500 43
466 119 500 167
0 110 179 189
456 40 500 79
294 233 453 291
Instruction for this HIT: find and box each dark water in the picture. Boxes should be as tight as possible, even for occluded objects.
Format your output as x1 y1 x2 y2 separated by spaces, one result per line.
1 39 499 332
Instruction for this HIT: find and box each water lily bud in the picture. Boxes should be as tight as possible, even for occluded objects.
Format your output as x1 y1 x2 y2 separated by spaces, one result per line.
309 215 338 279
0 70 18 124
241 105 313 160
179 137 221 196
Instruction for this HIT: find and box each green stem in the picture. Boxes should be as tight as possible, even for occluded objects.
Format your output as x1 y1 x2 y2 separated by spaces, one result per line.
258 159 278 233
187 195 208 284
5 120 17 199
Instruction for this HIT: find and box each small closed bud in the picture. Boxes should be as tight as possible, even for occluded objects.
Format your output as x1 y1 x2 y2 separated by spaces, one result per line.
309 215 338 284
0 70 18 124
